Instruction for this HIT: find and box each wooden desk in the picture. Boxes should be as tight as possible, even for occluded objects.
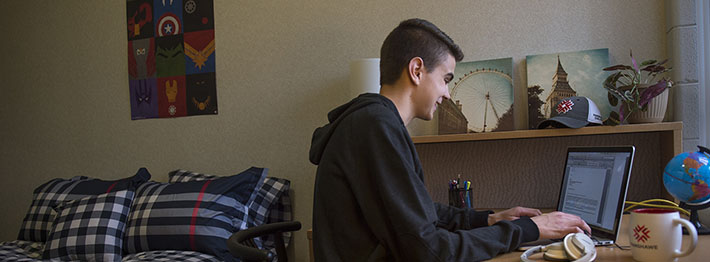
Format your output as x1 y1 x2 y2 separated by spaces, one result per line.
489 214 709 261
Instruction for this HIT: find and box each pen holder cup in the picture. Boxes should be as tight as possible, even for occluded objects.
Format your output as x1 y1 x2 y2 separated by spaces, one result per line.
448 188 474 209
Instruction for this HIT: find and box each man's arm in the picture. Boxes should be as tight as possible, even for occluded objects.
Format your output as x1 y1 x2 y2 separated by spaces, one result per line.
434 203 551 230
433 202 492 230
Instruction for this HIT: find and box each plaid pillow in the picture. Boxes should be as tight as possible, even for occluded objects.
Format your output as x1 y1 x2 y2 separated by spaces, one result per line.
0 240 44 261
17 168 151 242
168 170 293 250
123 250 222 262
124 167 267 262
168 170 219 182
254 178 293 249
43 190 134 262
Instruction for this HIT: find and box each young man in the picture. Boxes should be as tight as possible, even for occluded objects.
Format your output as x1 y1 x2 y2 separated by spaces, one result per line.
309 18 591 261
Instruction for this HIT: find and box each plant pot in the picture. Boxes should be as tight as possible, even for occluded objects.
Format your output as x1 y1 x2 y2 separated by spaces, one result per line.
626 87 669 124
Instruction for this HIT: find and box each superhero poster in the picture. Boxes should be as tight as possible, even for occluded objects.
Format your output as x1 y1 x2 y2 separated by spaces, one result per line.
127 0 216 120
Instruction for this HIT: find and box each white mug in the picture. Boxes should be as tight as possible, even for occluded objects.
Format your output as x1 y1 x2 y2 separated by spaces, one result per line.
628 208 698 262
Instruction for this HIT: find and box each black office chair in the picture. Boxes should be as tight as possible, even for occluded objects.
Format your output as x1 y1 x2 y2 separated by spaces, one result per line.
226 221 302 262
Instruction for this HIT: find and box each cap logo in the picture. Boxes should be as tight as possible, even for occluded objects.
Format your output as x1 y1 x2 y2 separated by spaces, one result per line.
556 100 575 115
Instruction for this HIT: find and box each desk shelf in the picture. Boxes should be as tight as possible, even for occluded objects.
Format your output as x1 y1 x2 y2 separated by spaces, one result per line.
413 122 682 209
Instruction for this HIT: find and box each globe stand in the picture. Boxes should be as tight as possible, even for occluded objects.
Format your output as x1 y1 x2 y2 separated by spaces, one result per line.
680 201 710 235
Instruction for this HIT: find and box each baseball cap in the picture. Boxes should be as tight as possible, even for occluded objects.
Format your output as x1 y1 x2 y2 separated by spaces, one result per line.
537 96 603 129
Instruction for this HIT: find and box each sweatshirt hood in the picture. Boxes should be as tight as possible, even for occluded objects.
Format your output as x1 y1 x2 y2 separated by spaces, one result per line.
309 93 397 165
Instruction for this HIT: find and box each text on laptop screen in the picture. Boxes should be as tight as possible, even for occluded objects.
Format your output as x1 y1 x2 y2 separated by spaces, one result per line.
558 151 632 231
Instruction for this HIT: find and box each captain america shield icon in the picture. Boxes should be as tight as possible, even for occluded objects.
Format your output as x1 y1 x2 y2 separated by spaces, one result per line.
157 12 181 36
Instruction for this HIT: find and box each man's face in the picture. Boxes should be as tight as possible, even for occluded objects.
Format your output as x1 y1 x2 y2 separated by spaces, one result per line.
413 53 455 120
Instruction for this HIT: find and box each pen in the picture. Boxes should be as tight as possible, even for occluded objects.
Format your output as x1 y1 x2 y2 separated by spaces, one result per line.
465 181 471 208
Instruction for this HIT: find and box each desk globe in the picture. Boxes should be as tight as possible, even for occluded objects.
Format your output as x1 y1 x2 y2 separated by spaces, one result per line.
663 145 710 234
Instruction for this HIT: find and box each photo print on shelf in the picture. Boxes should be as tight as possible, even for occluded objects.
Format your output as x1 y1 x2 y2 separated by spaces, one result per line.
526 48 610 129
440 57 514 134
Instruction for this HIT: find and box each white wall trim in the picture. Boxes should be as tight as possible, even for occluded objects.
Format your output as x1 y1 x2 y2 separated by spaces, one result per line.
699 0 709 147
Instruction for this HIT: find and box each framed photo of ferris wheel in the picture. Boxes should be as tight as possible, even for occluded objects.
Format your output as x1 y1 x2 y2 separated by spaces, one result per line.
439 57 514 134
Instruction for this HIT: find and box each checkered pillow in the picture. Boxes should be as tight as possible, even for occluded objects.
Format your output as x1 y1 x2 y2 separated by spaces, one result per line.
168 170 219 182
17 168 151 242
123 250 222 262
43 190 134 261
124 167 267 262
169 170 293 250
0 240 44 261
254 177 293 249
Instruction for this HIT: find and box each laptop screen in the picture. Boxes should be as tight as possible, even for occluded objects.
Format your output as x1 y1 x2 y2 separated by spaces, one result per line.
557 146 635 236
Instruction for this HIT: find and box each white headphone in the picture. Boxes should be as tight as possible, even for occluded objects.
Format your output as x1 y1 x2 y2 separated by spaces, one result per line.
520 233 597 262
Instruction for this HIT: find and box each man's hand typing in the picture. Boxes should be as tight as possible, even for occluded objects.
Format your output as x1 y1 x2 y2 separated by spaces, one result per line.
530 211 592 240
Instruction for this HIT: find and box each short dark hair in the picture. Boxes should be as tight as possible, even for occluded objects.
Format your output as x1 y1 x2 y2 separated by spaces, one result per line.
379 18 464 85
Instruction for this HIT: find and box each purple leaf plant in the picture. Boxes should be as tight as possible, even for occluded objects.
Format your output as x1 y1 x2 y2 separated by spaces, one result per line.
602 50 673 125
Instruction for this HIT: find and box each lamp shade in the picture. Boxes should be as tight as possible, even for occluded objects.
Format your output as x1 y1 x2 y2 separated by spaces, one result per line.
349 58 380 98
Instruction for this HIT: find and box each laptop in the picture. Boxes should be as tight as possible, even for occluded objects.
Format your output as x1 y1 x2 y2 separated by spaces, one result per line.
557 146 635 245
522 146 635 247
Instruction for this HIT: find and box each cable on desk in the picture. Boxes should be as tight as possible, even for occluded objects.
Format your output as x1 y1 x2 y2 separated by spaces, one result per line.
613 242 630 250
624 199 690 217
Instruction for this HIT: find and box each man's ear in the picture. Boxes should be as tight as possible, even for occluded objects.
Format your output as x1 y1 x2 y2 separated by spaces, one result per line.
408 57 424 85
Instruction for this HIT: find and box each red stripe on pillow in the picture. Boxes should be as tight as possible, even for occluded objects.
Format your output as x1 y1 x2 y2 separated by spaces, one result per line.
105 182 119 193
190 180 212 250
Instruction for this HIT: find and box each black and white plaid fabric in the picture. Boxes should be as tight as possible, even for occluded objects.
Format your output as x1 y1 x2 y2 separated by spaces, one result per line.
169 170 293 255
43 190 134 262
168 170 219 182
125 167 267 262
0 242 222 262
123 250 222 262
18 168 151 242
269 187 292 225
254 178 292 249
0 240 44 261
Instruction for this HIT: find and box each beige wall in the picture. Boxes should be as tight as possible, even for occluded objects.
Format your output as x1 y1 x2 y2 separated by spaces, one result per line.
0 1 667 261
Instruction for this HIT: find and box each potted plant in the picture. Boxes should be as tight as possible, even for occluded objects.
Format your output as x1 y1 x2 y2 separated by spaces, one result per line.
602 50 673 125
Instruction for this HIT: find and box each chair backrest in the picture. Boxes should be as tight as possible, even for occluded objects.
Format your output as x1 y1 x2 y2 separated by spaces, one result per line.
227 221 302 262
